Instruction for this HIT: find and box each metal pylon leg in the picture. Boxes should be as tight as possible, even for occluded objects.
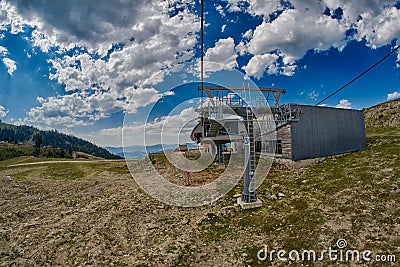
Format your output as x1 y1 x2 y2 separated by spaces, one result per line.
242 107 257 203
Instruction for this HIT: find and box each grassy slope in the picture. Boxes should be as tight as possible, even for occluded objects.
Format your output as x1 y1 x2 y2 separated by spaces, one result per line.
0 106 399 266
0 145 35 160
234 126 399 266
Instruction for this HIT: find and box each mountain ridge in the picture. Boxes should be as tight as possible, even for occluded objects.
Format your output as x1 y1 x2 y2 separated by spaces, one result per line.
0 122 121 160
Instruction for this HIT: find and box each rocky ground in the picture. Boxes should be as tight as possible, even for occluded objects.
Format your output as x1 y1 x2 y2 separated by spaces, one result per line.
363 98 400 128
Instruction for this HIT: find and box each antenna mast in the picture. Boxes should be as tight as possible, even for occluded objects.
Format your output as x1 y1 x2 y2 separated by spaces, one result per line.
200 0 205 133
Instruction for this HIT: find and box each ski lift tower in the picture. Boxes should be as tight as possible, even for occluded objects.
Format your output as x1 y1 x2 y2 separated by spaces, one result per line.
190 86 300 209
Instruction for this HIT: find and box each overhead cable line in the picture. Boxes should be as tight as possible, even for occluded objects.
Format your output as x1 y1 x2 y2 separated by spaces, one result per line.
303 45 400 114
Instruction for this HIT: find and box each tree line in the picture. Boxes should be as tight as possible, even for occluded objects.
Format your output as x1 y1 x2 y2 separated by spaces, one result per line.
0 122 121 159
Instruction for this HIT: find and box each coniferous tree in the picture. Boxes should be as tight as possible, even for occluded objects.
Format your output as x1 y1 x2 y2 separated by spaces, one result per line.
34 134 42 156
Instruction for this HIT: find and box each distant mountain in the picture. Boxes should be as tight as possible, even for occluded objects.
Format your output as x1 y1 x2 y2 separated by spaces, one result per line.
0 122 121 159
105 143 199 159
105 145 147 159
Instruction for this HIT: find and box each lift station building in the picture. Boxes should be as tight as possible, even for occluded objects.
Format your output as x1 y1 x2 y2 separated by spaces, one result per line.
263 104 366 161
190 86 366 162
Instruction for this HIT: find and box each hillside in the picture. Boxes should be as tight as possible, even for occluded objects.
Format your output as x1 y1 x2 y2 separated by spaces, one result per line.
363 98 400 128
0 100 398 266
0 122 121 160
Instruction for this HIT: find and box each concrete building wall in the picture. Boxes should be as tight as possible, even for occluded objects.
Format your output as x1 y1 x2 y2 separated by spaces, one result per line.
289 105 366 161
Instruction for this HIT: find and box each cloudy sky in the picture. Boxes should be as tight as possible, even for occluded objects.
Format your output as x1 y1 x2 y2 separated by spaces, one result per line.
0 0 399 147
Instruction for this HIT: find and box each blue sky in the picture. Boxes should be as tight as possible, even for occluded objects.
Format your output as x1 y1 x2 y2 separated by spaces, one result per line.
0 0 399 146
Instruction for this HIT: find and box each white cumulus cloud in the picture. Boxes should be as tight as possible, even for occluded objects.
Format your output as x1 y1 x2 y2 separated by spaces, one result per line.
3 0 195 53
242 53 279 79
0 105 9 119
243 8 346 78
25 86 169 128
221 24 226 32
397 50 400 68
0 46 8 55
228 0 400 79
354 7 400 49
2 57 16 75
203 37 238 74
336 99 352 109
387 91 400 100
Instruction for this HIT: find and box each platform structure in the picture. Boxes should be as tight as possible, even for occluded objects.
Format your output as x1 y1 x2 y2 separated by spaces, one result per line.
190 86 300 207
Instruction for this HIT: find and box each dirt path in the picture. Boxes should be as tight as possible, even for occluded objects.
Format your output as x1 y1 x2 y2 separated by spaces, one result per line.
6 159 126 167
